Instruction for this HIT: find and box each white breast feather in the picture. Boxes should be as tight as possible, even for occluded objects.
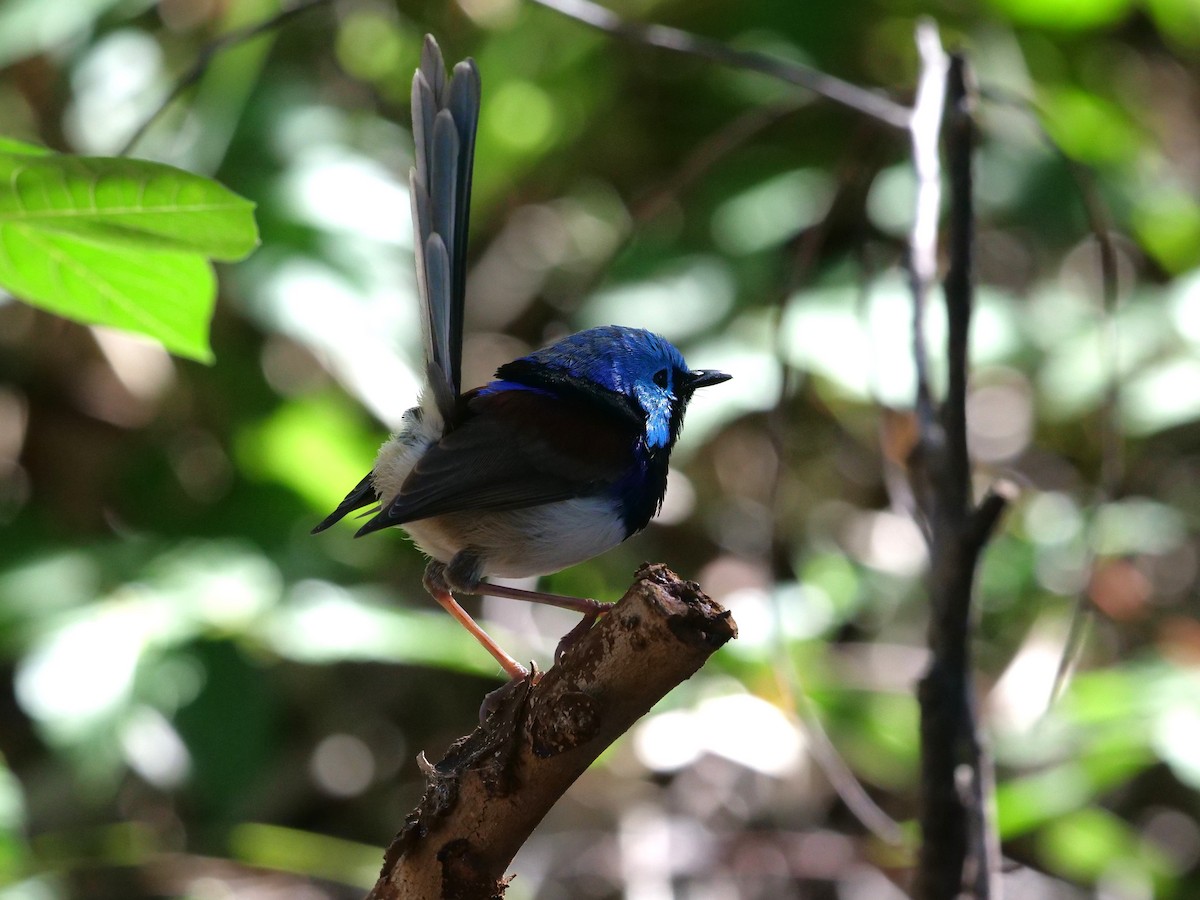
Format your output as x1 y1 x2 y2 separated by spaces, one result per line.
371 397 443 503
404 497 627 579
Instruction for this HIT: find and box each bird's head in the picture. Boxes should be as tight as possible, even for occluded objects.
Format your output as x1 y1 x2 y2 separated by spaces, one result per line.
495 326 730 451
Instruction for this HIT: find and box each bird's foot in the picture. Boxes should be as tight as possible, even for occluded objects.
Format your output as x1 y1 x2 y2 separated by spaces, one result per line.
479 663 539 723
555 611 602 663
463 578 612 618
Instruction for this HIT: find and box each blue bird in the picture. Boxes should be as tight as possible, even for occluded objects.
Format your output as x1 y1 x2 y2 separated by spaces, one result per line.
314 36 730 680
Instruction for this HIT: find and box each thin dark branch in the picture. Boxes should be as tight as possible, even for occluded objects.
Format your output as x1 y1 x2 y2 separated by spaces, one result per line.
118 0 333 156
765 152 908 849
546 99 804 319
945 58 1002 900
968 482 1016 549
1048 161 1122 709
976 86 1124 710
977 86 1124 497
1070 160 1124 497
1048 598 1093 708
527 0 912 129
633 99 805 223
940 56 973 520
910 35 1006 900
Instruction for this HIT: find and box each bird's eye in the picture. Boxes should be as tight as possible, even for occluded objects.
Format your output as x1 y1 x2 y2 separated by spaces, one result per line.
653 369 669 388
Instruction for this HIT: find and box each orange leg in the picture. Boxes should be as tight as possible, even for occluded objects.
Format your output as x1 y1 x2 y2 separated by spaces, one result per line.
424 569 528 680
465 581 612 617
464 581 612 663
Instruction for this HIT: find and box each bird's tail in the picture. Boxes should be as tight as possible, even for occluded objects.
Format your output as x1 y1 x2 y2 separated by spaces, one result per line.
411 35 480 423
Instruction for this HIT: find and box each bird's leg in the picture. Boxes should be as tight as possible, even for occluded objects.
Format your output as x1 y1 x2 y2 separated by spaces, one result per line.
442 555 614 659
441 550 609 614
464 580 611 617
465 582 612 662
423 563 529 681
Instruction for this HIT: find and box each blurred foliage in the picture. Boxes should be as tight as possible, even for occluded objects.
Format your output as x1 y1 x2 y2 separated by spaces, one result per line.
1 0 1199 898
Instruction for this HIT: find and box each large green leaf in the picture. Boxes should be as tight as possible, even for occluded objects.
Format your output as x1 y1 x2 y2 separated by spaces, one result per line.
0 149 258 362
0 225 217 362
0 154 257 257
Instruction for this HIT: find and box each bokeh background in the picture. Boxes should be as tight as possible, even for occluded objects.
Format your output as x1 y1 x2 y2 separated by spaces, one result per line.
2 0 1200 897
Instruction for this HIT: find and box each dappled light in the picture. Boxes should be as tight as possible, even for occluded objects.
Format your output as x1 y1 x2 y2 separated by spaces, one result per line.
1 0 1200 897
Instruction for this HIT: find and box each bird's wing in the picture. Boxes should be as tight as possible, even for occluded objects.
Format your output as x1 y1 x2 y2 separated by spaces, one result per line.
355 388 637 536
411 35 480 421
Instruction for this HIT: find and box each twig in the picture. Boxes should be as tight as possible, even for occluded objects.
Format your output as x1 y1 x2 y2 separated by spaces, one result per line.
908 29 1006 900
976 87 1125 710
367 565 736 899
632 99 805 223
976 87 1124 495
118 0 333 156
527 0 912 129
762 145 908 849
1047 159 1123 708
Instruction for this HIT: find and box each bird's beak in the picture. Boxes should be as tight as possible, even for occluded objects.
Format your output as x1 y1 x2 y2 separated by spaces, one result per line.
684 369 732 390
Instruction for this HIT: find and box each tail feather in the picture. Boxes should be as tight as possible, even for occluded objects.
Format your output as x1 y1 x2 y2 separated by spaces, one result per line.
311 474 377 533
411 35 480 421
317 37 479 538
423 233 455 418
446 60 479 368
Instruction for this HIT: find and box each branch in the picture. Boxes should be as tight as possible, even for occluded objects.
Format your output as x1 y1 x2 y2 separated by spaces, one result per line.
1048 161 1122 710
367 564 736 900
908 31 1007 900
527 0 911 129
765 150 908 849
118 0 332 156
632 99 805 223
974 88 1124 715
976 86 1124 494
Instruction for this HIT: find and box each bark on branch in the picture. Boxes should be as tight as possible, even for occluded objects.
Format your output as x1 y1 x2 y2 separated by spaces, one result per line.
367 563 737 900
908 28 1007 900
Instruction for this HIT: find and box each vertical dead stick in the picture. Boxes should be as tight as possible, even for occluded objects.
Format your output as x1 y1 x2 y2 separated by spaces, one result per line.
907 23 948 440
367 563 736 900
909 28 1008 900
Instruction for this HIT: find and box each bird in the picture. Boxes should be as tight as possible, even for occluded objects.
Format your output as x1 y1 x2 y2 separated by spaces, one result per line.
313 35 730 680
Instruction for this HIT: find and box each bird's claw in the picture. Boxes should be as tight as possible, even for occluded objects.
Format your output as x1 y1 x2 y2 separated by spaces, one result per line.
555 611 601 663
478 663 539 723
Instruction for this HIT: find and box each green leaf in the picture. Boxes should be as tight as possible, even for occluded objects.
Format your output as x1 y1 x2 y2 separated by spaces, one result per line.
235 394 380 513
1039 807 1174 887
985 0 1133 30
0 226 216 362
0 154 258 258
229 823 379 889
1040 86 1141 165
1132 190 1200 274
0 151 259 362
0 138 50 156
